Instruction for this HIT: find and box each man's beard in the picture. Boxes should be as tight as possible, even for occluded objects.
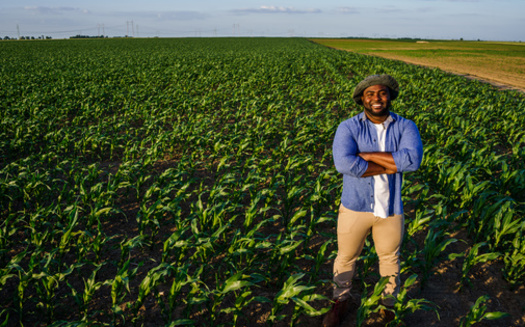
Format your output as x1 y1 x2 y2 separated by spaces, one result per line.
364 101 391 117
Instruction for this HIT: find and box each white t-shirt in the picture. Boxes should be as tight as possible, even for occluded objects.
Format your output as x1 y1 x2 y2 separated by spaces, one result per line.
372 117 393 218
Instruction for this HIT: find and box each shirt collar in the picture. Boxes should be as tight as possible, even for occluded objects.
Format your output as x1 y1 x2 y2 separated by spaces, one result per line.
358 111 396 123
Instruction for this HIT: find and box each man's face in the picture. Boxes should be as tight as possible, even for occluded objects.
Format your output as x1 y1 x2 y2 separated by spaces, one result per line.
361 84 391 118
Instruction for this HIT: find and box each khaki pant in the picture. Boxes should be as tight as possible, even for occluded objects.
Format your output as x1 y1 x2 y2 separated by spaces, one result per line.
333 204 404 306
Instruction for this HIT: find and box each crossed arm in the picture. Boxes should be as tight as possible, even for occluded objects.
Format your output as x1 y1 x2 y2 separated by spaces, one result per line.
333 119 423 179
358 152 397 177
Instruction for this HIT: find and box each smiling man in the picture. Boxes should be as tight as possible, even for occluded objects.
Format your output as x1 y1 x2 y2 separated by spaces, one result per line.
323 74 423 326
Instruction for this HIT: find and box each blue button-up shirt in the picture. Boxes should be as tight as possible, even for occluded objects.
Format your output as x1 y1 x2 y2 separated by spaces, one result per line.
332 111 423 216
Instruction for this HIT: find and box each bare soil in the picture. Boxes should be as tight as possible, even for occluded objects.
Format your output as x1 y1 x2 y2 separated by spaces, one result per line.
366 53 525 93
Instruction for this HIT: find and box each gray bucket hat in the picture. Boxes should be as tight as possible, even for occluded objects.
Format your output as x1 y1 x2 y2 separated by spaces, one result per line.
352 74 399 105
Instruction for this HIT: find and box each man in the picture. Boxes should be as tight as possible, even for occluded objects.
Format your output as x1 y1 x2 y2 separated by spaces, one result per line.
323 74 423 327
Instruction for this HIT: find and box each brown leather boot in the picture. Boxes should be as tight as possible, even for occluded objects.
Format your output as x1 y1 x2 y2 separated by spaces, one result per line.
322 299 351 327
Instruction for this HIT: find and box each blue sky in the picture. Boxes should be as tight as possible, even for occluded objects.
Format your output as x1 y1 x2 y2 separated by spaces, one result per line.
0 0 523 41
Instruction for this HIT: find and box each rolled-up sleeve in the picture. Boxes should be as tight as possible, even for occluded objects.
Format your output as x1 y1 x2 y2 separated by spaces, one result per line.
391 120 423 172
333 122 369 177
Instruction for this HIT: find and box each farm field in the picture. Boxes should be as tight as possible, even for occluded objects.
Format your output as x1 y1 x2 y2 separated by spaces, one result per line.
311 38 525 92
1 37 525 326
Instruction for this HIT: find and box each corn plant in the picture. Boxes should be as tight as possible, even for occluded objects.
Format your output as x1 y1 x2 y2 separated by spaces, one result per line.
448 242 500 290
132 263 174 325
355 277 390 327
268 273 328 325
32 260 79 322
459 295 509 327
208 272 255 323
388 274 439 326
502 232 525 289
110 259 141 325
405 208 433 237
68 263 108 321
404 221 457 288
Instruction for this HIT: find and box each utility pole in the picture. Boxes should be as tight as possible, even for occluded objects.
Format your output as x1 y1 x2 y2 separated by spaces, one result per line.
126 21 129 37
17 24 20 39
132 20 135 37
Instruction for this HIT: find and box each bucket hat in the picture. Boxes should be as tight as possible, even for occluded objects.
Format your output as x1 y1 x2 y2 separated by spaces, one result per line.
353 74 399 105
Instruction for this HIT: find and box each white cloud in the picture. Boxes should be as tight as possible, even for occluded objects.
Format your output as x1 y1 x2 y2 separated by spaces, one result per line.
24 6 91 15
108 10 208 21
232 6 322 15
337 7 359 14
377 6 403 13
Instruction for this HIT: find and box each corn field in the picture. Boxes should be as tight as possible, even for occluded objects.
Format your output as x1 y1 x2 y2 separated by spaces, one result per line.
0 38 524 326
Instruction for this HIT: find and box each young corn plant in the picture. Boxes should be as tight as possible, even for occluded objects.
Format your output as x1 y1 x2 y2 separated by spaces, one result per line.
503 232 525 289
405 208 433 238
68 263 108 321
356 239 379 289
269 236 304 282
459 295 509 327
355 277 390 327
157 263 193 324
419 223 457 288
492 203 523 250
448 242 500 290
303 238 335 279
161 224 191 263
220 290 261 326
268 273 328 325
132 263 174 325
388 274 439 326
8 251 33 326
208 272 255 323
290 292 330 326
110 259 141 325
32 260 78 323
182 265 209 320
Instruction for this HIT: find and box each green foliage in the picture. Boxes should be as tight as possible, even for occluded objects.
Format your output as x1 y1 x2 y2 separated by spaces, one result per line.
0 37 524 326
356 277 389 327
459 295 509 327
389 274 439 325
449 242 500 290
